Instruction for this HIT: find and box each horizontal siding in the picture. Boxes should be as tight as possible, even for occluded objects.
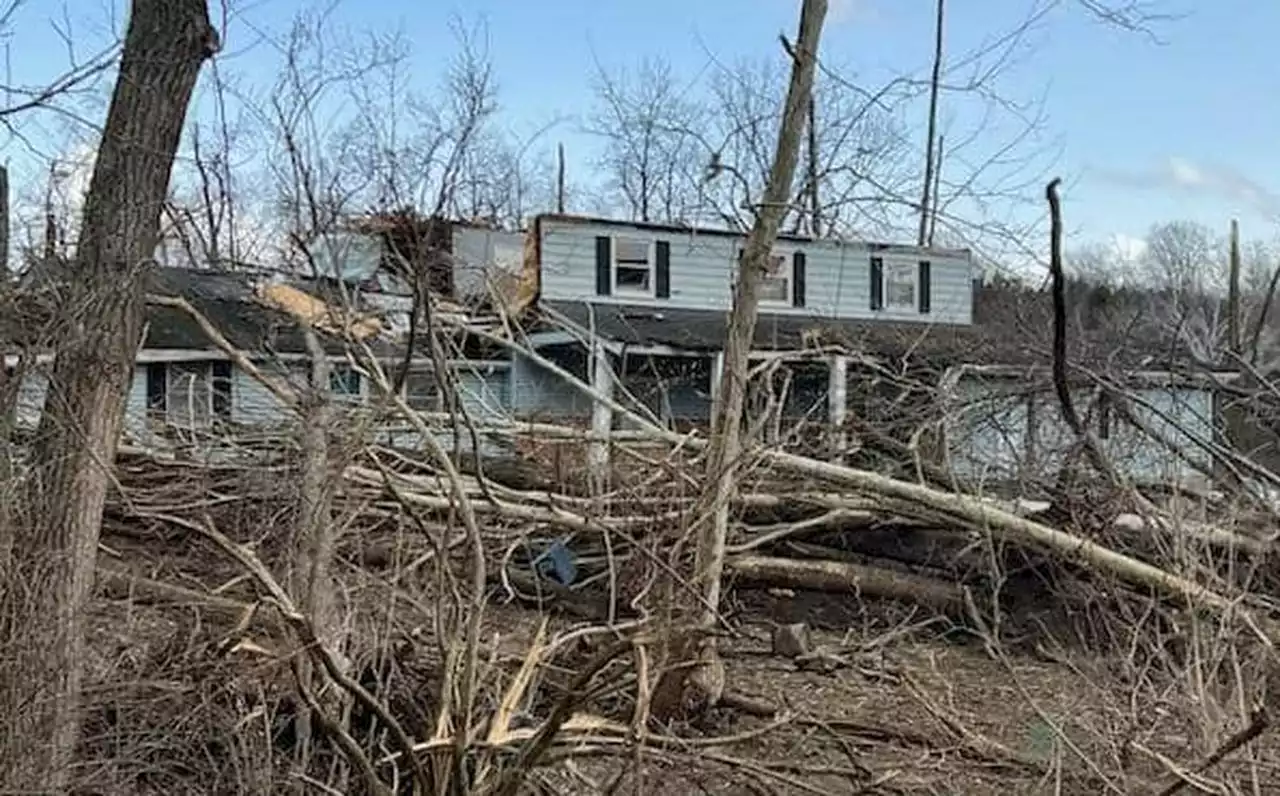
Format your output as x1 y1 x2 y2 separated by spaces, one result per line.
944 379 1030 482
947 379 1215 487
538 218 972 325
451 227 526 299
13 359 515 461
13 368 48 429
375 369 515 458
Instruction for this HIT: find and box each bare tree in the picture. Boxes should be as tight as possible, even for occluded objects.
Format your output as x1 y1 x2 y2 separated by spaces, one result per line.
917 0 946 245
0 0 217 788
585 56 708 223
1143 220 1223 296
651 0 828 721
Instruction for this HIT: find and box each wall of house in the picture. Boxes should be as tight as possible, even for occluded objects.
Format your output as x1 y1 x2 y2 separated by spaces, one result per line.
451 226 526 299
374 365 513 457
12 358 514 459
509 347 595 419
12 367 47 429
946 377 1215 488
537 217 973 324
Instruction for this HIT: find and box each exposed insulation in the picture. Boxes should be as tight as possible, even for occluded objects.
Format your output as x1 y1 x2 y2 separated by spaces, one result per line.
254 282 384 340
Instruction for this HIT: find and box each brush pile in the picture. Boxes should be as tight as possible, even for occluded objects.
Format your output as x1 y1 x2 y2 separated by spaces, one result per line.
70 406 1280 793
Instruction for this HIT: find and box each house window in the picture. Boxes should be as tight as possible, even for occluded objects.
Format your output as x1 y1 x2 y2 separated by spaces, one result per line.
883 261 916 309
329 365 362 401
403 369 443 411
147 362 232 427
612 236 653 294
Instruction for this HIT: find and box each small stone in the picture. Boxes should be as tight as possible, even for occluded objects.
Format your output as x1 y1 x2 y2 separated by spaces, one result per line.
771 622 810 658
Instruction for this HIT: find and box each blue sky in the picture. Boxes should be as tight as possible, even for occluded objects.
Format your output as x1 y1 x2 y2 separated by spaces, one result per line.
2 0 1276 260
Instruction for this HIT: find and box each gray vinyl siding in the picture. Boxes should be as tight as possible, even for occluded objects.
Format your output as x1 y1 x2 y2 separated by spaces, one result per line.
232 362 295 426
376 367 513 458
509 348 595 418
451 226 526 299
537 217 973 325
12 367 48 429
12 357 514 460
946 377 1215 488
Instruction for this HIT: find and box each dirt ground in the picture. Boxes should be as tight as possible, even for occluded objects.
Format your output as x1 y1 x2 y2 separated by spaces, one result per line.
80 517 1280 795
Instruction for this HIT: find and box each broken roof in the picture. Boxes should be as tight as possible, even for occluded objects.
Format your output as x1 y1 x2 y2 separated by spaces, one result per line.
7 262 409 357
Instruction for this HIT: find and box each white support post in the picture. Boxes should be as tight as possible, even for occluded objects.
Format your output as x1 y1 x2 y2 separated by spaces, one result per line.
587 340 615 493
827 354 849 461
709 350 726 421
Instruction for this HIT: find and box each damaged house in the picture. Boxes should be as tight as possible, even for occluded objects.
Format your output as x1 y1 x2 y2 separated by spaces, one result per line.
510 214 1235 493
1 209 1243 493
3 215 523 455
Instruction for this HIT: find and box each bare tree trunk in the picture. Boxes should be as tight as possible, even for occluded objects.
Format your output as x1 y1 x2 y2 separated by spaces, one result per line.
651 0 828 720
0 1 216 787
291 329 339 783
807 95 820 235
557 142 566 214
1228 218 1241 355
917 0 945 246
927 134 944 246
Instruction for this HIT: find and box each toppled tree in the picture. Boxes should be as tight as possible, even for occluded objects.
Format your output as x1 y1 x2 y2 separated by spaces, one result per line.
0 1 217 788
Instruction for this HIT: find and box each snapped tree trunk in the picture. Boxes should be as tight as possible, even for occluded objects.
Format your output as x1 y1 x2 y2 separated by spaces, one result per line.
917 0 945 246
0 1 216 788
650 0 828 720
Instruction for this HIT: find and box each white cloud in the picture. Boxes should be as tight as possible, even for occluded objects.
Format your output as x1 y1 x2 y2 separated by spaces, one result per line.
1167 157 1204 188
1094 156 1280 220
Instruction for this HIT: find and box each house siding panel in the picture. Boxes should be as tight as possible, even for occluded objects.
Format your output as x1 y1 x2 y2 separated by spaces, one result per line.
233 362 295 426
537 218 972 325
509 349 595 418
947 378 1215 488
451 226 526 299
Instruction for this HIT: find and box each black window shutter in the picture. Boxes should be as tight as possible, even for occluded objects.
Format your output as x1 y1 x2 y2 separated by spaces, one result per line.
211 360 233 419
655 240 671 298
870 257 884 310
595 236 612 296
145 363 166 413
918 260 932 313
792 251 806 308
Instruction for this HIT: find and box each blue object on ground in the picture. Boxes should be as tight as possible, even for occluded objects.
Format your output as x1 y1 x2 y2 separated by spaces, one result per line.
533 538 578 585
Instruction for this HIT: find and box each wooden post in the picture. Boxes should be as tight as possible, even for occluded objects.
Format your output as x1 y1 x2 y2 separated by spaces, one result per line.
827 354 848 461
916 0 945 246
709 350 725 419
556 143 566 214
587 338 614 493
0 165 9 277
1228 218 1240 355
